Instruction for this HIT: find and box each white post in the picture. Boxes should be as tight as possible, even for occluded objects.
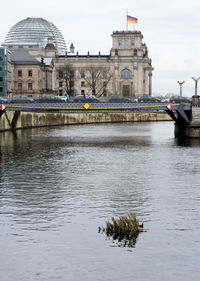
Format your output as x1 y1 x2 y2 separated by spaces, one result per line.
177 81 185 97
192 77 200 96
126 9 128 31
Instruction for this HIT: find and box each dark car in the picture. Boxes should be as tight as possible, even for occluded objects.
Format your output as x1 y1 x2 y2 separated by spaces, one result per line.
10 95 34 103
35 95 66 103
137 95 161 103
108 95 132 103
169 96 191 104
73 95 101 103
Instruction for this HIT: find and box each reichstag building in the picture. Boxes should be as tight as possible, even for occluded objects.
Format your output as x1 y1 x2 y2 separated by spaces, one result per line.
2 17 153 98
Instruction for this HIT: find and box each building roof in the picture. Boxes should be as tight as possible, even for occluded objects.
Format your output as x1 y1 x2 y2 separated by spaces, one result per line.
11 49 41 65
2 17 67 55
36 57 52 65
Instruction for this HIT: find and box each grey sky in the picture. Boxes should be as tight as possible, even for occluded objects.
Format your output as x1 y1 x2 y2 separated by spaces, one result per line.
1 0 200 96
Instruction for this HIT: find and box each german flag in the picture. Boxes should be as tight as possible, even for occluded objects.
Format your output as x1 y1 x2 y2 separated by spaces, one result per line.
127 15 138 24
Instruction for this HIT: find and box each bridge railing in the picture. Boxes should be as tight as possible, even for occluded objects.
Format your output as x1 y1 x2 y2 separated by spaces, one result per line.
2 102 176 112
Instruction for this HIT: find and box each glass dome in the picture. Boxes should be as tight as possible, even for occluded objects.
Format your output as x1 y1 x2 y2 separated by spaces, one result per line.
2 17 67 55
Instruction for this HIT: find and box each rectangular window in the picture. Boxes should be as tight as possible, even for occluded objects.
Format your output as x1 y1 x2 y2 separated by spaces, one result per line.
59 81 63 87
0 56 3 61
118 40 122 47
92 71 96 78
131 40 135 47
70 71 74 78
81 71 85 78
81 90 85 96
28 70 32 77
125 40 129 47
0 87 3 92
28 83 32 90
0 77 3 82
18 83 22 90
81 81 85 87
59 71 63 79
59 89 63 95
18 70 22 77
0 66 3 71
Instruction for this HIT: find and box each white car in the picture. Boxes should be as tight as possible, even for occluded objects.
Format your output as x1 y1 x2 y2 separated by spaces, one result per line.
56 96 67 102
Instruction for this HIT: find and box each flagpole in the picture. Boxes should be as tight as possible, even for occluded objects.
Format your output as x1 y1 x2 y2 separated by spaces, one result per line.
126 9 128 31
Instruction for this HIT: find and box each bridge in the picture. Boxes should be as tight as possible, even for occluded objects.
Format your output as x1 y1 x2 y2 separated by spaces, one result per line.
0 100 191 112
0 100 199 138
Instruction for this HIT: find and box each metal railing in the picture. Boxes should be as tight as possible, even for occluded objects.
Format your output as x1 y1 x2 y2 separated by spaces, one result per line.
2 101 192 114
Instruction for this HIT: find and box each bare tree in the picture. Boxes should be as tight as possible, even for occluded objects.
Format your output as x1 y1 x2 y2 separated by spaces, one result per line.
56 64 75 96
80 65 112 97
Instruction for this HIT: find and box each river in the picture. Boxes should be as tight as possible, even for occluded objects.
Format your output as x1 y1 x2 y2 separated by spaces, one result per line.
0 121 200 281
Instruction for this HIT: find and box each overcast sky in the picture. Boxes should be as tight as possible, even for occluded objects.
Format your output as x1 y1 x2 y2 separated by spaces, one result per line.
1 0 200 97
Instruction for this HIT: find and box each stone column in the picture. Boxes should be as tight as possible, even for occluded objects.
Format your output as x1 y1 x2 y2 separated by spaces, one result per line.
133 66 137 96
148 73 152 96
137 63 143 96
144 68 149 95
114 61 119 95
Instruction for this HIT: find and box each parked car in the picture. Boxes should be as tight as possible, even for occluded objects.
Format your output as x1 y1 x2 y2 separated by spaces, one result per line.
9 95 34 103
108 95 132 103
137 95 161 103
169 96 191 104
73 95 101 103
35 95 66 103
0 97 10 104
56 96 67 102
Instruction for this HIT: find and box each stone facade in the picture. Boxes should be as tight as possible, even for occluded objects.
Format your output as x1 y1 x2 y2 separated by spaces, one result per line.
10 49 53 97
52 31 153 98
4 29 153 98
11 64 52 97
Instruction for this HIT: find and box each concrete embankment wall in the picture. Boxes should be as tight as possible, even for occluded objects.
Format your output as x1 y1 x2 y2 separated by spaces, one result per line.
0 111 172 132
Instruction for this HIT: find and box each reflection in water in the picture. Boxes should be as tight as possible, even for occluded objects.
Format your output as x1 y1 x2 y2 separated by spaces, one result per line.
105 234 138 248
0 122 200 281
175 137 200 147
98 212 140 248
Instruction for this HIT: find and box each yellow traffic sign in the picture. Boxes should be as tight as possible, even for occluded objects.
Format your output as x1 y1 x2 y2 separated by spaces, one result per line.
84 103 90 109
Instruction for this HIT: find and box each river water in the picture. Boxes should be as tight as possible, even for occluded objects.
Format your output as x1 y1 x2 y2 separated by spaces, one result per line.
0 121 200 281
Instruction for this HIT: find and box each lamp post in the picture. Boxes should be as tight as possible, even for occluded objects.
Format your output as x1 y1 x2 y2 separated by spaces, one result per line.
192 76 200 96
177 81 185 97
192 76 200 106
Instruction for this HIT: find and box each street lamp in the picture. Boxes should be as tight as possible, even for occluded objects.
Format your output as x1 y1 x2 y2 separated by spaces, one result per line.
65 43 75 56
192 76 200 96
177 81 185 97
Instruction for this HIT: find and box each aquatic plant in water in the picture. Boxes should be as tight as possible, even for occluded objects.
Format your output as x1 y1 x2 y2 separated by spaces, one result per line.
98 213 144 248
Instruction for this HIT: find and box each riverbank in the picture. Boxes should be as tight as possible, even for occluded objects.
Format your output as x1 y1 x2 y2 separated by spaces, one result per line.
0 110 172 132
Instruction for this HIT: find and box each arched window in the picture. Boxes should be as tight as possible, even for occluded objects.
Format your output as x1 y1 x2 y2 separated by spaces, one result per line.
121 69 132 79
